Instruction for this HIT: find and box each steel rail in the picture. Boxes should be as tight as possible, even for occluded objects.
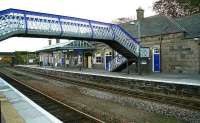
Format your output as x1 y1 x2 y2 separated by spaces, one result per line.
0 71 105 123
17 68 200 111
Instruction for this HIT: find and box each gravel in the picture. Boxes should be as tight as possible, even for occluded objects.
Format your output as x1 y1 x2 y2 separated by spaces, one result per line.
80 87 200 123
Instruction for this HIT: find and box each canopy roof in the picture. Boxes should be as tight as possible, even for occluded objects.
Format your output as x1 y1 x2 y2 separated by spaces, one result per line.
38 40 94 52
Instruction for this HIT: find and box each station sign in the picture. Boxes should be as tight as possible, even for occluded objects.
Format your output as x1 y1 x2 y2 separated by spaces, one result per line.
140 47 150 58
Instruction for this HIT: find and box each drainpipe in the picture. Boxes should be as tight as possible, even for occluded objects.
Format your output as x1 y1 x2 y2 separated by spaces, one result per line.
160 33 163 72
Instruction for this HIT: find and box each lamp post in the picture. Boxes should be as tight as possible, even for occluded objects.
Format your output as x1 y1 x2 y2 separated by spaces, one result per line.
130 20 141 75
137 21 141 75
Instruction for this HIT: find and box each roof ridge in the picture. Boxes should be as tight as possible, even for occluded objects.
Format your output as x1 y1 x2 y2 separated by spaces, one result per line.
40 40 72 50
38 40 94 51
144 14 162 19
125 14 163 24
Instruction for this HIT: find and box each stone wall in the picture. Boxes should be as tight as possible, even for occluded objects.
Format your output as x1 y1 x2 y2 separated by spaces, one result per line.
141 32 200 74
121 63 151 74
93 64 104 70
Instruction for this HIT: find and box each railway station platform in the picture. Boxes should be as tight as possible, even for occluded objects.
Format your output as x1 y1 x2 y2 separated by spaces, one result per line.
18 65 200 86
16 65 200 99
0 77 62 123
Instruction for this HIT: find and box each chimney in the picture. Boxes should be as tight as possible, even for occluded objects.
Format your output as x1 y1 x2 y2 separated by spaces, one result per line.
56 39 60 44
48 39 52 45
136 7 144 20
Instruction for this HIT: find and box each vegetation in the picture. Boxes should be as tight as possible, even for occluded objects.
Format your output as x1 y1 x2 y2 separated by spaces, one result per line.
14 51 38 65
153 0 200 17
0 56 13 66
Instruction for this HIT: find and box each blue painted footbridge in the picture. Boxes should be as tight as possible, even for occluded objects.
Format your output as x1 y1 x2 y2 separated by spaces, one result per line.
0 8 141 71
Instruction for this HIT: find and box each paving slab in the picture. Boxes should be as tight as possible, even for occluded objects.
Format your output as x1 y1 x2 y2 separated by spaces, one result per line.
0 77 62 123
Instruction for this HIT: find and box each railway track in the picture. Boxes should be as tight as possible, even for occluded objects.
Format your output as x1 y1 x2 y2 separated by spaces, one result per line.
0 71 104 123
14 68 200 111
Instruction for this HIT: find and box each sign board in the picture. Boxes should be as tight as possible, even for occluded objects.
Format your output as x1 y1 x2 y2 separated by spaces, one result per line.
29 59 34 63
140 47 150 58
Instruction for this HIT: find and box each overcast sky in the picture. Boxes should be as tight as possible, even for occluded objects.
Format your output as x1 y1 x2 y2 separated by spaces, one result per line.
0 0 156 52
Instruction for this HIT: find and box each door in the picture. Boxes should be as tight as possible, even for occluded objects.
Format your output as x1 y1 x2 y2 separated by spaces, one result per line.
61 58 65 66
153 49 160 72
88 56 92 68
199 44 200 73
105 56 112 71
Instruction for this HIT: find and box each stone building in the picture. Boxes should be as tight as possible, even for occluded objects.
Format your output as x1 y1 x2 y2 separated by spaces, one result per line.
38 38 115 71
121 8 200 74
90 41 114 70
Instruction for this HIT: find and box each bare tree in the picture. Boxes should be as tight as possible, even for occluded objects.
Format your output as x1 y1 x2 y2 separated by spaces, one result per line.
153 0 200 18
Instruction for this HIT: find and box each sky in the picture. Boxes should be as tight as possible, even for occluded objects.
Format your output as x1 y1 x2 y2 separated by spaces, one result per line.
0 0 156 52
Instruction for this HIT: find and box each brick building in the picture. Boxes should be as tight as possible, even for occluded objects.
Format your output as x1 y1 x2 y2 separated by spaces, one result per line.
121 8 200 74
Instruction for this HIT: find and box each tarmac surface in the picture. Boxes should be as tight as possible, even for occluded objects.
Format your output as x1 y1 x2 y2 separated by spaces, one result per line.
19 65 200 86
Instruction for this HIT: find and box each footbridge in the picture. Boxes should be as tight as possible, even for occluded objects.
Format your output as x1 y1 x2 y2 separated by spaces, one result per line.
0 8 143 71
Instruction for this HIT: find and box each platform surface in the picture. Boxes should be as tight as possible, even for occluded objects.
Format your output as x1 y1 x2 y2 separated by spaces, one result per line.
18 65 200 86
0 77 62 123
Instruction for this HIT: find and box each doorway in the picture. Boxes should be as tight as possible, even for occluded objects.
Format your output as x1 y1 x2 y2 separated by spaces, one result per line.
84 52 92 69
105 55 112 71
88 56 92 68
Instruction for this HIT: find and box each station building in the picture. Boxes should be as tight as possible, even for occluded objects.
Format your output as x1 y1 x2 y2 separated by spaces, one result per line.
38 39 116 71
38 8 200 74
120 8 200 74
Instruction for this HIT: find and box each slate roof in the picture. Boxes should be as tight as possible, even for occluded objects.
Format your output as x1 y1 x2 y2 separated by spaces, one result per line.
121 14 200 39
175 13 200 38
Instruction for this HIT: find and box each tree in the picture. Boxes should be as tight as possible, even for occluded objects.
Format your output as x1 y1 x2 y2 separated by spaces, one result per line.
0 56 12 64
112 17 133 24
153 0 200 18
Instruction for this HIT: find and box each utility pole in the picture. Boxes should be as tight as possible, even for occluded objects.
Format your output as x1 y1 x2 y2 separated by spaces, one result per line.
137 21 142 75
130 20 142 75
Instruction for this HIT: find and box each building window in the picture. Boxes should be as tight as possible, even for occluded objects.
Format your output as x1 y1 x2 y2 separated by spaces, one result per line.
96 57 103 63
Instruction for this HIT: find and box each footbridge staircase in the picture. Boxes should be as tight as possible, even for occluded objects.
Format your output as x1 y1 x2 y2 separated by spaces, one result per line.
0 8 144 72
